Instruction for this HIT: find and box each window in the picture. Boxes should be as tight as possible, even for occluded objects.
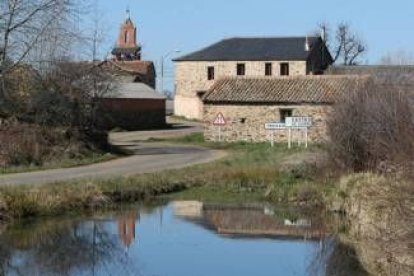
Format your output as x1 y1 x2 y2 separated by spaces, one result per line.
207 66 215 80
280 63 290 76
237 63 245 76
197 91 206 98
280 109 293 123
265 63 272 76
125 31 130 44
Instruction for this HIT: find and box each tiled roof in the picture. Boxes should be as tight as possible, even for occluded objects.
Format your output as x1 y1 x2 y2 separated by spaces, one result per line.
202 75 371 104
174 37 324 62
105 60 154 76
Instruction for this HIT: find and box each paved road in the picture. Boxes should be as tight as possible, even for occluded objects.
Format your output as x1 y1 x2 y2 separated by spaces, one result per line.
110 117 202 142
0 121 224 186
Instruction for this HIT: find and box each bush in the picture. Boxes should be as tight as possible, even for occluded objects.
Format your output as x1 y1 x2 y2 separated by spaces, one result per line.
0 125 48 166
327 77 414 173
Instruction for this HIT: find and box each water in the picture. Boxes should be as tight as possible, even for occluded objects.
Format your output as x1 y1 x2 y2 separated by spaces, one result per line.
0 201 339 276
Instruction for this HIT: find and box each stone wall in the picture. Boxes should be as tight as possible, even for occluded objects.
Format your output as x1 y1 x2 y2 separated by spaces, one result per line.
174 60 308 119
203 104 331 143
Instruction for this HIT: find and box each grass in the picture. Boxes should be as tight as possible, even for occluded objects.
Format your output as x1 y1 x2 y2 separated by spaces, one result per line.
0 152 117 175
0 134 335 220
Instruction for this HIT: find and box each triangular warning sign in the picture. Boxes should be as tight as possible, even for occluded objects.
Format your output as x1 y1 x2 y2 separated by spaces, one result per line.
213 112 226 126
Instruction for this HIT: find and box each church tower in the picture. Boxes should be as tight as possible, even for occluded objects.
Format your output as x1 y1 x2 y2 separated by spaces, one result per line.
111 8 141 61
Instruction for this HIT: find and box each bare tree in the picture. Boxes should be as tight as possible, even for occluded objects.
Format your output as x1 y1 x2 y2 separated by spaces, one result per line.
0 0 84 114
380 50 414 65
316 22 366 66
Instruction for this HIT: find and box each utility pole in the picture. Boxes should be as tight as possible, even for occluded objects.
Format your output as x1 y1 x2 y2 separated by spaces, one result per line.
159 50 180 94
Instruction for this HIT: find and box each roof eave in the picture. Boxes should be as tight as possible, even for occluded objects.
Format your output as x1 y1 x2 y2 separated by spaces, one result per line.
203 100 335 105
173 57 309 62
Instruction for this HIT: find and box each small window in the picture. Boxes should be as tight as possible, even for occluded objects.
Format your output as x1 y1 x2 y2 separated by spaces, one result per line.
125 31 129 44
280 109 293 123
207 66 215 80
197 91 206 98
265 63 272 76
237 63 245 76
280 63 290 76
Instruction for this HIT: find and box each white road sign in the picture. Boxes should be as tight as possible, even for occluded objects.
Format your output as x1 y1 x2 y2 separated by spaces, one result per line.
285 117 312 128
265 122 286 130
213 112 226 126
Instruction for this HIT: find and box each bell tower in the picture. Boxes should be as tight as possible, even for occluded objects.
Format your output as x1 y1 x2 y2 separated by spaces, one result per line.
111 8 141 61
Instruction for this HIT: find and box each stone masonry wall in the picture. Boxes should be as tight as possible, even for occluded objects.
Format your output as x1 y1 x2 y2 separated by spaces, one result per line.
203 104 331 143
174 61 307 119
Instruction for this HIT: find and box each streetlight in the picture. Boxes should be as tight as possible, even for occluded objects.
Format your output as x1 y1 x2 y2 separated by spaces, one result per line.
159 49 181 94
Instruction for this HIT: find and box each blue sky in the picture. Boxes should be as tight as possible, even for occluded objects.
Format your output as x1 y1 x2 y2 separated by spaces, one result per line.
94 0 413 89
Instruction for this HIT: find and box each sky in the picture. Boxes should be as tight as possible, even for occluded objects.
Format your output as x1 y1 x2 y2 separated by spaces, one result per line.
93 0 414 90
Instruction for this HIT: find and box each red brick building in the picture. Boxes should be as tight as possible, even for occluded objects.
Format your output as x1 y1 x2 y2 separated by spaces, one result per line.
97 82 166 130
106 10 156 88
95 10 165 130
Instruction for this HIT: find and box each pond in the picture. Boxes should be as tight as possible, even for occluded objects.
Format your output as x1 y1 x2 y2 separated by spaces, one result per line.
0 201 354 276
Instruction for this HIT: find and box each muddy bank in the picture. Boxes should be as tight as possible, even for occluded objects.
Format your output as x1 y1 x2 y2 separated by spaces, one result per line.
336 173 414 276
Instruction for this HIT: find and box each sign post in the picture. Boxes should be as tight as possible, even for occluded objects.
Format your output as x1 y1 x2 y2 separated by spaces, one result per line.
213 112 226 142
285 117 313 149
305 127 308 148
265 122 286 147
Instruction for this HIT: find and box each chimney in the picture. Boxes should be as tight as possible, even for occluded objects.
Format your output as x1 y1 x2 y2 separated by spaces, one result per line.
305 36 310 51
321 26 326 42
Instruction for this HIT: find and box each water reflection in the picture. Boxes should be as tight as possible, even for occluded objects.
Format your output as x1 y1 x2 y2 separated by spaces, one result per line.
118 211 140 249
173 201 327 240
0 201 365 276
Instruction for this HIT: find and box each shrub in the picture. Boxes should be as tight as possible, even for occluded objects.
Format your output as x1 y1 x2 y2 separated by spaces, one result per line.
327 76 414 173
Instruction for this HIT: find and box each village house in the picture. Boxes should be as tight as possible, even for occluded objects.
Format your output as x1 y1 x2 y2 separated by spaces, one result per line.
173 36 333 119
202 75 371 143
95 11 166 130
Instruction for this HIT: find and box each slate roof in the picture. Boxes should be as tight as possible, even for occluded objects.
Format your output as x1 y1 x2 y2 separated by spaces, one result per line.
174 37 323 62
328 65 414 76
202 75 371 105
104 82 166 99
328 65 414 87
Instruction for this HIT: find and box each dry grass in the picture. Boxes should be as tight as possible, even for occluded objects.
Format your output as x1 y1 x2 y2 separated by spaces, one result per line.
0 122 114 174
327 78 414 174
0 142 333 220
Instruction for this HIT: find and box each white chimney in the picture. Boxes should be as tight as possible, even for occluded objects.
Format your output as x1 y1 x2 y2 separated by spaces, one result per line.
305 36 310 51
321 27 326 42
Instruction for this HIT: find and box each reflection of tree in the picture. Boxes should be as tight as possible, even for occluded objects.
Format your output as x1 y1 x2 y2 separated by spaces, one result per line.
308 237 369 276
0 217 134 275
0 236 12 276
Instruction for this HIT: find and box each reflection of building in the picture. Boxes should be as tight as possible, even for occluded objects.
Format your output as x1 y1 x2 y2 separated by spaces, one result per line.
175 202 327 240
118 211 140 248
173 201 203 218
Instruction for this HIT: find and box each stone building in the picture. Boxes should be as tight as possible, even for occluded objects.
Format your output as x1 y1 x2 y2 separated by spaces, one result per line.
173 36 333 119
202 75 370 143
